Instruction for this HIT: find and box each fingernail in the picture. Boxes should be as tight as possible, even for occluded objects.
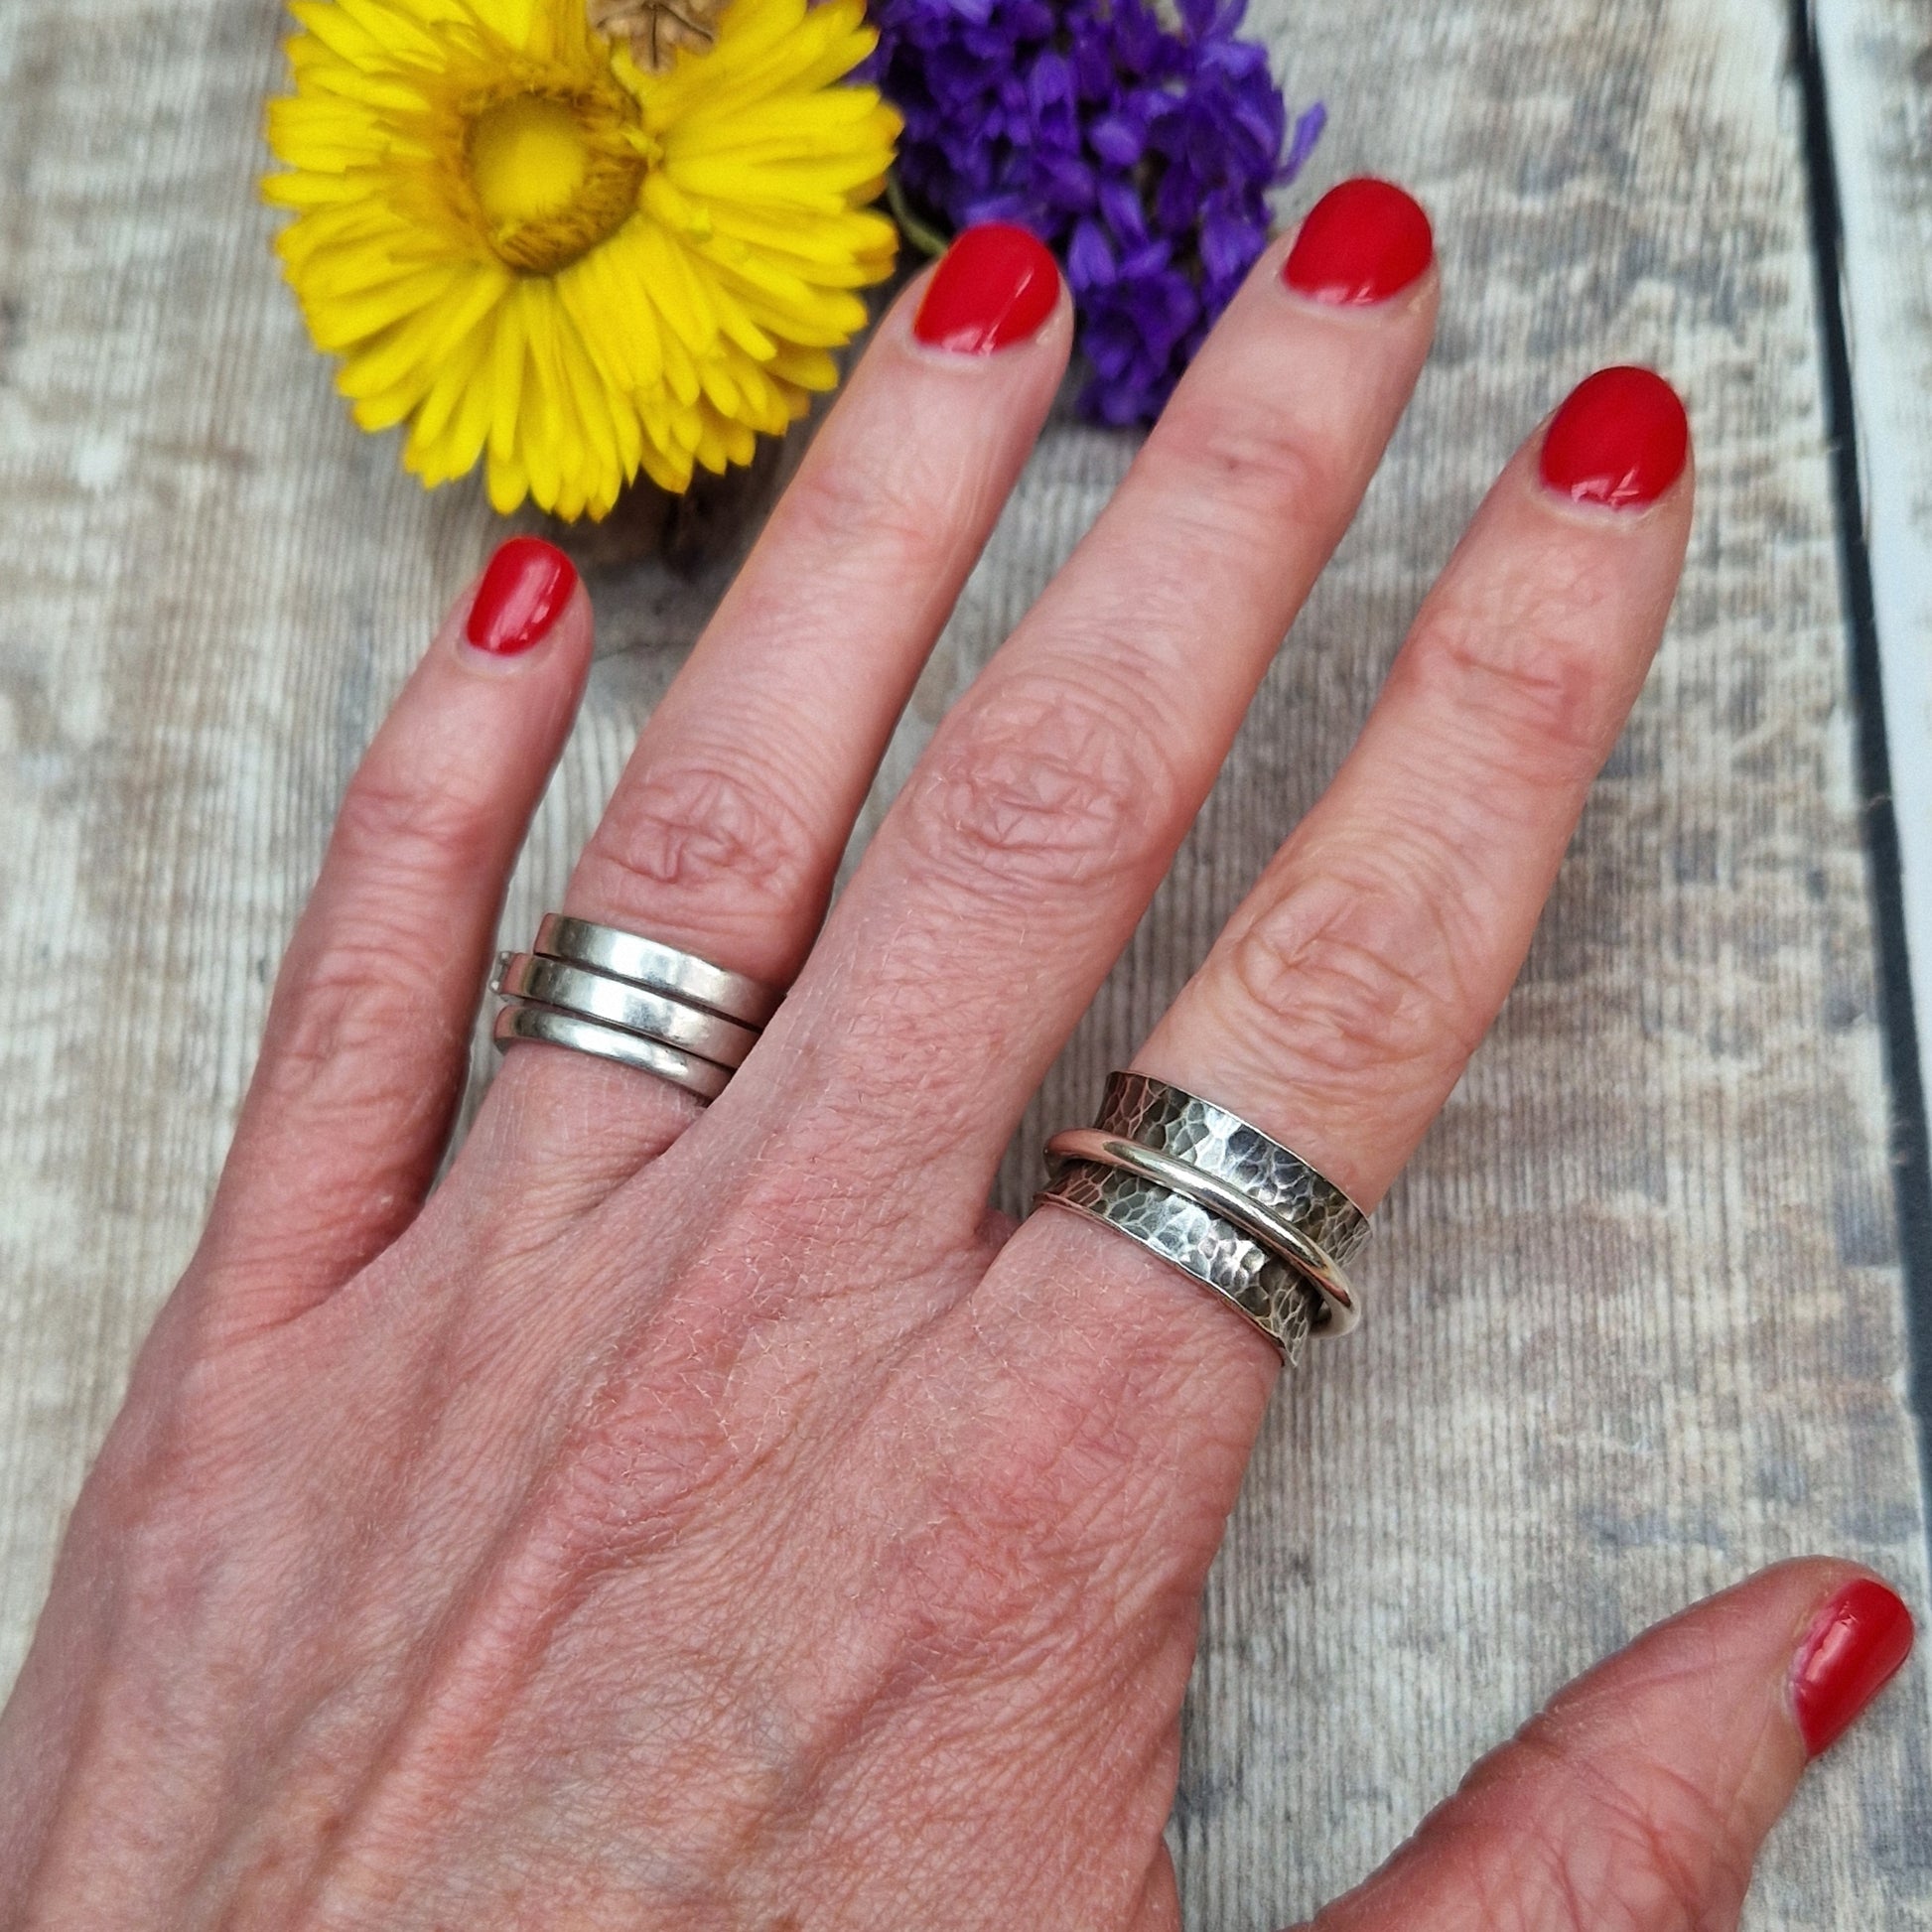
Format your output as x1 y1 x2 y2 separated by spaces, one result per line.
1538 365 1690 510
466 537 577 655
1790 1578 1915 1757
1282 178 1434 306
913 222 1061 354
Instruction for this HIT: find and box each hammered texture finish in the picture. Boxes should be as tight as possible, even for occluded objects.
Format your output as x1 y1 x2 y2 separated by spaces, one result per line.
1039 1159 1313 1365
1096 1072 1371 1265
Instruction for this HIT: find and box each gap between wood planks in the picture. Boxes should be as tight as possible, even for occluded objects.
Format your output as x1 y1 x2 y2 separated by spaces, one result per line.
1790 0 1932 1523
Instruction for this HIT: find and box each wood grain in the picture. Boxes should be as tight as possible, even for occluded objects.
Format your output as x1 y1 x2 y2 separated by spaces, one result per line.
0 0 1927 1924
1814 0 1932 1177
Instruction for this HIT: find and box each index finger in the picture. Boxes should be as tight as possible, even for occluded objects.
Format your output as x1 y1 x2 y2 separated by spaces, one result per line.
1139 363 1695 1213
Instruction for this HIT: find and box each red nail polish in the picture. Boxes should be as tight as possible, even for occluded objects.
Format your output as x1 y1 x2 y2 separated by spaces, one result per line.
913 222 1061 354
1282 178 1434 306
1790 1578 1915 1757
466 537 577 655
1539 365 1690 510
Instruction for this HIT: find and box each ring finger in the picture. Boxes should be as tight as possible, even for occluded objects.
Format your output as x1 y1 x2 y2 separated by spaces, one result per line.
482 224 1072 1175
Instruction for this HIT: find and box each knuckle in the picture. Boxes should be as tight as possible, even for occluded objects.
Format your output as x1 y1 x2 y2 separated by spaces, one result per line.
1217 853 1481 1091
266 933 456 1106
258 761 492 1113
85 1353 277 1618
543 1355 741 1565
1400 578 1626 789
514 1311 764 1588
1480 1713 1757 1932
1140 392 1343 546
581 756 820 930
526 1211 827 1567
779 431 963 572
897 672 1178 898
332 758 495 882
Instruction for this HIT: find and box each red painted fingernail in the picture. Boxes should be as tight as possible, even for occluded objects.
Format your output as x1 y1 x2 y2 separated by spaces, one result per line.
1539 366 1690 510
913 222 1061 354
466 537 578 655
1283 178 1434 306
1790 1578 1914 1757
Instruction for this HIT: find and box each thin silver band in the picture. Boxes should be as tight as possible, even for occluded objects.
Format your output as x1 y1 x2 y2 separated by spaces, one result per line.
492 1004 732 1100
1045 1129 1360 1336
494 953 759 1068
534 914 780 1028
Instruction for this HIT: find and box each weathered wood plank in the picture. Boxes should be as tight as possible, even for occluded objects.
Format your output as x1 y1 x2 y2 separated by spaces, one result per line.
0 0 1926 1923
1814 0 1932 1222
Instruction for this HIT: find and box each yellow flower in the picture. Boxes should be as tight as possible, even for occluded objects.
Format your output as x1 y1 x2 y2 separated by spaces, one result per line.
264 0 900 518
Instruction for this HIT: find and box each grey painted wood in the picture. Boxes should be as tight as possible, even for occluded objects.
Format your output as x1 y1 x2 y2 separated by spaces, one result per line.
1815 0 1932 1179
0 0 1927 1926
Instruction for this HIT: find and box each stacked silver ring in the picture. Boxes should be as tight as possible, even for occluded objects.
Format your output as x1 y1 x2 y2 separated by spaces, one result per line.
1036 1072 1369 1364
490 914 780 1101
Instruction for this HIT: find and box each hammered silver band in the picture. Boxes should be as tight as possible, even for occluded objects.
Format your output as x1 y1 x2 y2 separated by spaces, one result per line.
1043 1160 1319 1359
1046 1130 1361 1335
491 915 779 1101
1035 1072 1369 1362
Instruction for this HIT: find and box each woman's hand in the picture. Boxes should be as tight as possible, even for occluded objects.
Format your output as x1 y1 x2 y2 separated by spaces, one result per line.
0 184 1912 1929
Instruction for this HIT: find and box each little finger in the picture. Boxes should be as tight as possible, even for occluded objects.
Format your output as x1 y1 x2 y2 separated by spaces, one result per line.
198 539 590 1334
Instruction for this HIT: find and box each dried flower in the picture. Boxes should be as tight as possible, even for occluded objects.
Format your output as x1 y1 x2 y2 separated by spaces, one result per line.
869 0 1322 424
264 0 899 518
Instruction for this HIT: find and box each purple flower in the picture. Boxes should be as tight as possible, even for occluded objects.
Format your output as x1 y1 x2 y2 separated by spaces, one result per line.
868 0 1322 424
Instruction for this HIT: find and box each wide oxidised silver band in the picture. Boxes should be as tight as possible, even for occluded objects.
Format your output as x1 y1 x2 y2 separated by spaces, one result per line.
490 915 780 1102
1035 1071 1369 1362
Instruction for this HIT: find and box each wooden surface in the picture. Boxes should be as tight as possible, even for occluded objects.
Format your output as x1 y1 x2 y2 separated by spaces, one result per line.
1 0 1929 1926
1816 0 1932 1164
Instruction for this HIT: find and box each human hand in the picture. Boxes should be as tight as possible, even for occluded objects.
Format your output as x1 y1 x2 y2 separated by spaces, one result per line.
0 182 1913 1928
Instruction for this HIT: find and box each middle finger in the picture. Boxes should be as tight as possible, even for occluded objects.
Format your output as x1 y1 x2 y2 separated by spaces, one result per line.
770 179 1440 1210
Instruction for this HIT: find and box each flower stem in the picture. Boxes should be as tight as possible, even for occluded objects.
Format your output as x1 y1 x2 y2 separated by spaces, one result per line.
886 171 951 259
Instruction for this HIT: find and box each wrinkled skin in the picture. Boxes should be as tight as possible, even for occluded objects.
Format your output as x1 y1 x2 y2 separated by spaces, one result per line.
0 207 1901 1930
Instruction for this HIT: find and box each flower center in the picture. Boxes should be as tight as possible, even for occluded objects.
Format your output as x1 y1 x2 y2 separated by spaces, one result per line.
465 89 645 275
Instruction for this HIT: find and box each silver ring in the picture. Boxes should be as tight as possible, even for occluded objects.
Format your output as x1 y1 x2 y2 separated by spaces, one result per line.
492 1004 732 1100
1033 1072 1370 1362
534 914 780 1028
1045 1129 1360 1336
494 953 759 1068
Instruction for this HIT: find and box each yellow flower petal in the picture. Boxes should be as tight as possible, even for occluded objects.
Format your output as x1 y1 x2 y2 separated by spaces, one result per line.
264 0 897 517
